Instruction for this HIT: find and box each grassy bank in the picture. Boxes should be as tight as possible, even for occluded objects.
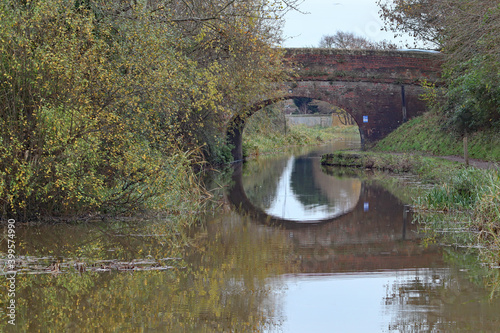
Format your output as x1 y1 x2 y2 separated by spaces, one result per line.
321 151 465 183
415 167 500 297
243 124 358 156
322 149 500 295
374 112 500 162
372 111 500 285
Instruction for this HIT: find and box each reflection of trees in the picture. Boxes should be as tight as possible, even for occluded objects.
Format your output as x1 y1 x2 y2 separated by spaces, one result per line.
11 220 189 263
243 156 290 208
0 214 296 332
384 267 500 332
384 269 447 331
290 158 331 207
290 159 362 213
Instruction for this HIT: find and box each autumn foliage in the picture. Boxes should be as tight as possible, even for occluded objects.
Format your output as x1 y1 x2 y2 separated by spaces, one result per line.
0 0 295 221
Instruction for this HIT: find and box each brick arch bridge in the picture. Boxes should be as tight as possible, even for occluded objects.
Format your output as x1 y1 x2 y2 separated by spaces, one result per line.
228 48 443 160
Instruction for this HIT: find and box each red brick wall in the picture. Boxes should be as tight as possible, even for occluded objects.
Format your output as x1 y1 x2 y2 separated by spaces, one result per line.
282 48 444 145
285 48 443 85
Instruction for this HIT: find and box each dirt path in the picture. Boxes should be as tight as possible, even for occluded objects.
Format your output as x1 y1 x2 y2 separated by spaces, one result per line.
434 155 499 170
382 151 499 170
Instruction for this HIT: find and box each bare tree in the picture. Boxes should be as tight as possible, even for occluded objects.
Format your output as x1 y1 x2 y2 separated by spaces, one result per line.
377 0 444 48
319 31 397 49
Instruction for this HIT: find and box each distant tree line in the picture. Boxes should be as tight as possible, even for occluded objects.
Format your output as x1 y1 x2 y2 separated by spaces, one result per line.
319 31 398 50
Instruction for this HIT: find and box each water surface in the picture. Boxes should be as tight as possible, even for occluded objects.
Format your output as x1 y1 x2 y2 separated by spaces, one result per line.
1 137 499 332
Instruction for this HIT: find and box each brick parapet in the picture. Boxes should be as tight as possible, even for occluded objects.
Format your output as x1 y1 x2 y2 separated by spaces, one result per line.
284 48 444 85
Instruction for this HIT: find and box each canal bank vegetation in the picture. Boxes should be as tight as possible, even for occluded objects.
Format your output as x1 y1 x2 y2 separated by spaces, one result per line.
374 0 500 291
321 151 466 183
414 168 500 296
374 112 500 162
243 103 358 157
244 124 358 157
322 150 500 293
0 0 301 222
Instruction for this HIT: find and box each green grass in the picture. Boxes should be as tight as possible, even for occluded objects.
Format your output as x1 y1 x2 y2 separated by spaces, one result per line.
243 125 358 156
374 112 500 162
371 111 500 287
321 151 465 183
415 168 500 297
414 168 491 211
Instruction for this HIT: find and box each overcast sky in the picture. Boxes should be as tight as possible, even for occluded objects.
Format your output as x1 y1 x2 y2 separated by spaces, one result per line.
281 0 418 48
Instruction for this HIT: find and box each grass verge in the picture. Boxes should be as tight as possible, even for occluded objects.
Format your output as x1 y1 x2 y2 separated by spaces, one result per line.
243 125 358 156
373 112 500 162
321 151 465 183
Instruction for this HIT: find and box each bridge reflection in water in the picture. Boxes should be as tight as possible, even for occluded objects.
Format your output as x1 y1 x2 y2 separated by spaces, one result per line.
227 151 443 273
264 156 361 221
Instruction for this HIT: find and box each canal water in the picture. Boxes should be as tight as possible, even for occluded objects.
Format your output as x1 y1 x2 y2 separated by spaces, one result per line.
2 136 500 332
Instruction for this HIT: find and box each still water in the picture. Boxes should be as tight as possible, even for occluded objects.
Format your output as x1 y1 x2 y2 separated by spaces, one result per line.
1 137 500 332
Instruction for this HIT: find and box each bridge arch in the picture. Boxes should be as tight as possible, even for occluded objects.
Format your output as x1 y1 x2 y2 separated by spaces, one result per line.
227 162 437 272
227 95 363 161
227 162 365 229
227 162 414 232
227 48 443 161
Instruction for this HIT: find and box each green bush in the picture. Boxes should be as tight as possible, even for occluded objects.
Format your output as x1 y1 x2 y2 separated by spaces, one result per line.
0 1 214 220
445 56 500 133
422 168 485 211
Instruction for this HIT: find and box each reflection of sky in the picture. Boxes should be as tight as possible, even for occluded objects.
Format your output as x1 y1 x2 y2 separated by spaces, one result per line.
265 156 355 221
274 269 448 333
